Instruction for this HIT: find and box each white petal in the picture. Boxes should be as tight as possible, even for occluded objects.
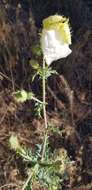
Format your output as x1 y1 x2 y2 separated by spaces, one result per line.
41 29 72 65
44 45 71 65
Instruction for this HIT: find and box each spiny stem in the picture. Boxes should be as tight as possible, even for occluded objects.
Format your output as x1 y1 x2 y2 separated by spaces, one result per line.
41 58 48 161
22 164 38 190
22 173 32 190
32 96 43 104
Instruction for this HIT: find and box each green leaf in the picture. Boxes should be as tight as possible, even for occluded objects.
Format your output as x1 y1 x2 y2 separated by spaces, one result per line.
34 102 43 118
31 44 42 57
30 59 40 70
44 66 58 79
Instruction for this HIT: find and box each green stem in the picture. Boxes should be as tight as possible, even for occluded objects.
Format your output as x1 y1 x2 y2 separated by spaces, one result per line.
22 173 32 190
22 164 39 190
27 92 43 104
41 58 48 161
32 96 43 104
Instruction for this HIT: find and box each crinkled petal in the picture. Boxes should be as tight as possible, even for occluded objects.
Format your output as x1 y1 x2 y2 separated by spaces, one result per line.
41 29 72 65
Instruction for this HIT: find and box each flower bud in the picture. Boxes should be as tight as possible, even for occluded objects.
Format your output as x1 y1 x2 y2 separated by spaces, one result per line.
9 134 21 151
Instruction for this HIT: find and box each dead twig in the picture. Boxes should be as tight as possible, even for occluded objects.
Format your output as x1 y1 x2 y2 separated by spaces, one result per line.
57 75 74 126
47 85 65 109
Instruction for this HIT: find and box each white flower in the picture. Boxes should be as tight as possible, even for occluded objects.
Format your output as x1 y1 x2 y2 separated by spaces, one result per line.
41 15 72 66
